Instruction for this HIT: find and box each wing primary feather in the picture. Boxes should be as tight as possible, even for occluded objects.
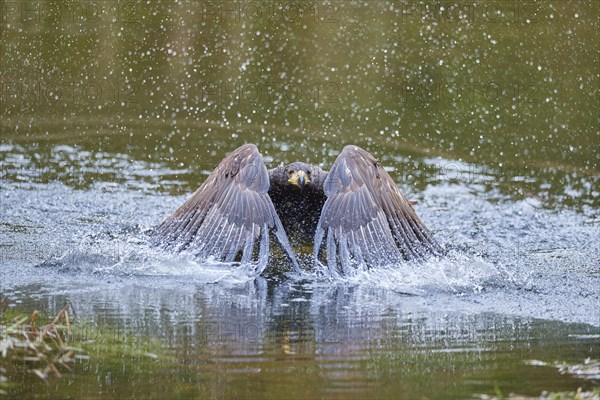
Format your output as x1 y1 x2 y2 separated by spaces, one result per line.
313 225 326 267
387 214 413 258
230 224 246 261
349 230 365 267
193 207 223 254
339 234 351 275
395 216 419 259
367 222 384 264
159 190 208 243
203 211 231 256
326 228 340 277
359 224 375 266
241 224 255 264
371 214 390 264
218 222 236 260
272 210 301 273
256 225 269 275
177 208 205 244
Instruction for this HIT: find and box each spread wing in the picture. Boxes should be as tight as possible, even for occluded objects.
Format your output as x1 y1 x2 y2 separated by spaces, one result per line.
314 145 443 276
152 144 299 275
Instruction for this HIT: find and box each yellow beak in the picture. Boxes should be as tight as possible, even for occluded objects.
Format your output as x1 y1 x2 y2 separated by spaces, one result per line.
288 170 310 188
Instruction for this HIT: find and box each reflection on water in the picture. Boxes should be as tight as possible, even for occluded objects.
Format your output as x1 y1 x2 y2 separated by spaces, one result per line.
1 278 599 399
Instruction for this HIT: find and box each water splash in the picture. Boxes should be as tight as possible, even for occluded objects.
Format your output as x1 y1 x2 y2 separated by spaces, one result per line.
1 150 598 325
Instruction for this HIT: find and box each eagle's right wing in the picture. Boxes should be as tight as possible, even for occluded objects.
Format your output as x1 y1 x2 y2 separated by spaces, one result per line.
152 144 299 275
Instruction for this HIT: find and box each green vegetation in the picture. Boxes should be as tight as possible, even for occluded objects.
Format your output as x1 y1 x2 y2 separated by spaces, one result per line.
474 387 600 399
473 359 600 400
0 305 80 395
0 305 166 397
524 358 600 381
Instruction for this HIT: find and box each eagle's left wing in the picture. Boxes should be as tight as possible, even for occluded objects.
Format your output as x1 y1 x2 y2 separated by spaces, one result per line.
314 145 443 276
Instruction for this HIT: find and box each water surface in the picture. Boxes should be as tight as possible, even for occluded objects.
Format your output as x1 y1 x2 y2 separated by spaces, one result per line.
1 1 599 398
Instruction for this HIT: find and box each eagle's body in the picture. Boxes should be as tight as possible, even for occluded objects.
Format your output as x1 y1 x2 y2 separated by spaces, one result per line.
152 144 442 276
268 162 327 246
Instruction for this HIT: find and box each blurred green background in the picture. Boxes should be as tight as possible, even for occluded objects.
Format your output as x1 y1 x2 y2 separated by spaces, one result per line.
1 1 598 205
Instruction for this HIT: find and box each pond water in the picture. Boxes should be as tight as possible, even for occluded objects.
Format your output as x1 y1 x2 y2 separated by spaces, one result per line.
1 1 599 399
